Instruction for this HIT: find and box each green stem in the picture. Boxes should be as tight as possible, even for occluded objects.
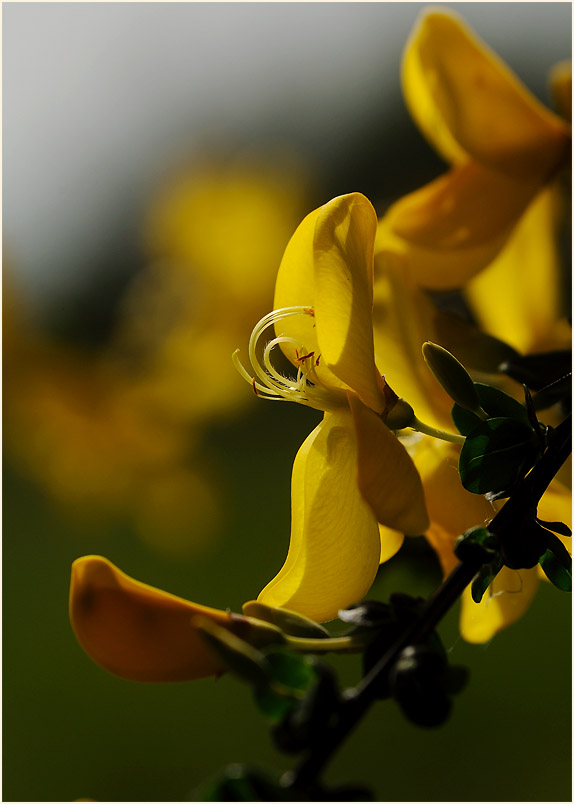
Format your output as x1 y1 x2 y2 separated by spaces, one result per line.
411 416 466 444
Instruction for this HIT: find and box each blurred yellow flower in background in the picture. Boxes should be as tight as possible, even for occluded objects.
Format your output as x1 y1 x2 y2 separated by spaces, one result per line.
3 154 311 556
376 9 571 289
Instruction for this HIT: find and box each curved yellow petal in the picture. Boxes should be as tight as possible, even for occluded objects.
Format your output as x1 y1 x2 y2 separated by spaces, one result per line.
349 393 429 536
465 186 572 353
378 524 405 564
403 10 570 178
372 250 453 429
413 438 497 575
273 194 383 410
258 411 381 622
70 555 231 682
313 193 384 413
460 566 539 644
377 161 539 289
273 204 321 358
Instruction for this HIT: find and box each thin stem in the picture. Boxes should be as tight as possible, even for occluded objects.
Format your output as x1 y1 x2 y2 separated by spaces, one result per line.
411 416 466 444
286 413 571 793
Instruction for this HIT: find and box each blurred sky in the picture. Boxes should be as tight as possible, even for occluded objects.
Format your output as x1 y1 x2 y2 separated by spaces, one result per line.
3 2 572 313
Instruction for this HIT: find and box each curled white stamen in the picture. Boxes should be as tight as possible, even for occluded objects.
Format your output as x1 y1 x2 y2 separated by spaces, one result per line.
233 306 344 412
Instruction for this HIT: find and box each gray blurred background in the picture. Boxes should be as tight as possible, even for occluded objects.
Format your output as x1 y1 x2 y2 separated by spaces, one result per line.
4 2 571 311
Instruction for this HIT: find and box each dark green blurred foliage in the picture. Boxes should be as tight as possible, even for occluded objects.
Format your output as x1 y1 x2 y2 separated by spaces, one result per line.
3 396 572 801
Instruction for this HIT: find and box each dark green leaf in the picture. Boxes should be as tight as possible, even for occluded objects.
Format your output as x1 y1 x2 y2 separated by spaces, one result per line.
539 548 572 592
451 404 482 436
471 564 499 604
459 417 540 494
473 383 531 425
538 530 572 591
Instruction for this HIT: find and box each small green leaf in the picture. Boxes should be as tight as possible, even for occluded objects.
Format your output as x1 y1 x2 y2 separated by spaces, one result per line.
539 549 572 592
470 560 503 603
451 404 482 436
473 384 532 425
539 531 572 592
471 567 492 604
254 651 317 722
459 417 540 494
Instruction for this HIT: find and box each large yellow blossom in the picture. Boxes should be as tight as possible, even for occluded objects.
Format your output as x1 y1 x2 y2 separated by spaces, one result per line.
376 9 571 289
235 192 429 622
370 9 571 643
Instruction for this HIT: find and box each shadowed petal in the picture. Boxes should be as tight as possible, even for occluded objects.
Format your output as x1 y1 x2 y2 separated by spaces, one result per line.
258 410 381 622
349 393 429 536
465 186 572 353
412 437 496 575
70 555 231 682
373 250 453 429
314 193 384 413
377 161 539 289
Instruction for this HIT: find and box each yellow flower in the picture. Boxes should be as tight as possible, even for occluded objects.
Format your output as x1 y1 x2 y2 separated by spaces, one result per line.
371 240 571 643
376 9 571 289
464 186 572 355
235 193 429 622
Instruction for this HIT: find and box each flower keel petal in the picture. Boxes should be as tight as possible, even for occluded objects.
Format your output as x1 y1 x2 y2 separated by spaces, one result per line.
258 411 381 622
70 555 231 682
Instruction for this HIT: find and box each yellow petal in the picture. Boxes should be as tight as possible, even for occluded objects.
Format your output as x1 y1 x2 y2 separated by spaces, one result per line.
273 194 384 410
378 523 405 564
413 437 497 575
372 250 453 429
313 193 384 413
258 411 381 622
377 161 539 289
273 204 322 357
348 393 429 535
465 186 572 353
460 566 539 644
70 555 231 681
403 10 570 179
